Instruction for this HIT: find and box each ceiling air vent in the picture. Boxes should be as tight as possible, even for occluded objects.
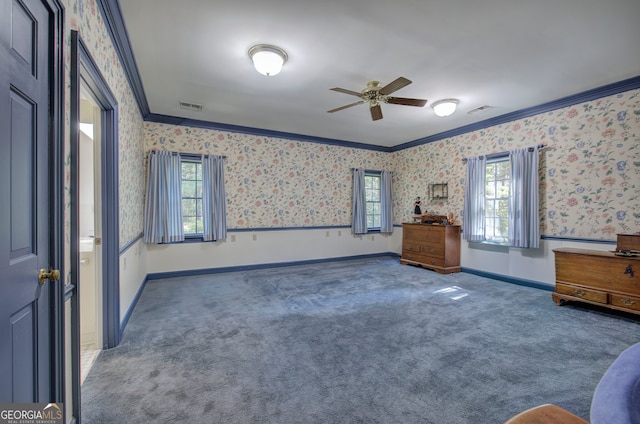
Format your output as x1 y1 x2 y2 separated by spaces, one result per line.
467 104 492 115
179 101 203 112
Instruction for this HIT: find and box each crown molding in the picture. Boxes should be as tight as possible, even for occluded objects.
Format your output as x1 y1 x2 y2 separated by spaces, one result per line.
145 113 392 152
96 0 150 116
97 0 639 153
392 75 640 151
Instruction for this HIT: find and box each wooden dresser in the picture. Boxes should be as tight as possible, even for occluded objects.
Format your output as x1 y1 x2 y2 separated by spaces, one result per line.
400 223 461 274
552 247 640 315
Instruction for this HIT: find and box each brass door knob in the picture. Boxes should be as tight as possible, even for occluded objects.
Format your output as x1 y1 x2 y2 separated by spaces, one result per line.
38 268 61 285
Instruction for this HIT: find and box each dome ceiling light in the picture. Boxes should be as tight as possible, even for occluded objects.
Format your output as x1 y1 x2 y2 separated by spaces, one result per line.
431 99 459 117
248 44 288 76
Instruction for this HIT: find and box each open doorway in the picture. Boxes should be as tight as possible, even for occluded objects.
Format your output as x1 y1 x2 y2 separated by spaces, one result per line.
78 86 103 383
68 30 121 422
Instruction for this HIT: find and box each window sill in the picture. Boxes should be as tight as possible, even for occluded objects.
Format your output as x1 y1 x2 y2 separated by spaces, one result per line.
184 235 205 243
472 240 510 247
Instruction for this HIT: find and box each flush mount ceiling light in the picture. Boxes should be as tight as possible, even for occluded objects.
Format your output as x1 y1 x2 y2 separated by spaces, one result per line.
431 99 459 117
248 44 288 76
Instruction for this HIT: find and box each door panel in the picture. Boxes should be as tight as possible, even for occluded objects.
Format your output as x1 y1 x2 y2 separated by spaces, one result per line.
0 0 53 403
9 88 36 262
10 304 36 401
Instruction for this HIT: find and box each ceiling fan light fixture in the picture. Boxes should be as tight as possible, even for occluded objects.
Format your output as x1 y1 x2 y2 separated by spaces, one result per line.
431 99 459 117
248 44 288 76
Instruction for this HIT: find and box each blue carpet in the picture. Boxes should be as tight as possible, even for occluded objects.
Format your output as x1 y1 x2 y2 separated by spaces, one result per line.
82 256 640 423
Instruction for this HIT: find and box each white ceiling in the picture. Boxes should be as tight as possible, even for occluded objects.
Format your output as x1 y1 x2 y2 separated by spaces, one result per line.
118 0 640 148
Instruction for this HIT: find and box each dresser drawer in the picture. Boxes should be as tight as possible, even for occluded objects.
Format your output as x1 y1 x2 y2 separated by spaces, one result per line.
402 243 444 257
404 243 422 253
420 226 444 240
420 245 444 257
401 252 444 267
555 283 608 304
403 225 445 243
610 294 640 312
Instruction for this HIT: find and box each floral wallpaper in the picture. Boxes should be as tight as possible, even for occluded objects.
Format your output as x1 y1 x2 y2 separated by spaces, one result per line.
145 124 393 228
146 88 639 240
395 89 640 240
62 0 146 254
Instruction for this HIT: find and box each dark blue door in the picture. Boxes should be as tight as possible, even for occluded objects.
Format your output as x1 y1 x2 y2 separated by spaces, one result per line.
0 0 56 402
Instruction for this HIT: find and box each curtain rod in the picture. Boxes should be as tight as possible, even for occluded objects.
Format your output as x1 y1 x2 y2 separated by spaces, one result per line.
148 149 227 159
461 144 547 162
350 168 391 173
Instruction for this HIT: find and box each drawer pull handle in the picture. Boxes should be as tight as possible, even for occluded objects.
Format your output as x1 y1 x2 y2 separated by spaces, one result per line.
430 248 435 253
573 289 586 297
431 259 436 265
624 264 635 278
620 299 636 307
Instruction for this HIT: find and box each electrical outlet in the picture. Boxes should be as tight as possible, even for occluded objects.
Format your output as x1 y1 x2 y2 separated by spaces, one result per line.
370 235 375 241
123 258 127 270
326 231 330 237
338 230 342 236
231 234 236 242
252 234 257 241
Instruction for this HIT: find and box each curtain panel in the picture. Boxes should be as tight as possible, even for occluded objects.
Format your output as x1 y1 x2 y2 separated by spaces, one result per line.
202 154 227 241
144 150 185 243
508 147 539 248
463 155 487 242
351 168 367 234
380 170 393 233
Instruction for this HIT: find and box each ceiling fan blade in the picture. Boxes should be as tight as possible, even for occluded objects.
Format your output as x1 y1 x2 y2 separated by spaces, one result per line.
386 97 428 107
370 104 383 121
330 87 363 97
379 77 411 95
327 100 365 113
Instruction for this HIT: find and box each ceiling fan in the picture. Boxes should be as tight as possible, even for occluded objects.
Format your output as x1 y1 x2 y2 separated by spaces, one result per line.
327 77 427 121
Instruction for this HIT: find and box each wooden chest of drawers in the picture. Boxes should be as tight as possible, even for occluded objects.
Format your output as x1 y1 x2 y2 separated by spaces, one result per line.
552 248 640 315
400 223 460 274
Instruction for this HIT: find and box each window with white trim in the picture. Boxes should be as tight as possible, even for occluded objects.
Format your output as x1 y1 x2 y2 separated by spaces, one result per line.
365 173 381 229
181 159 203 235
485 157 510 244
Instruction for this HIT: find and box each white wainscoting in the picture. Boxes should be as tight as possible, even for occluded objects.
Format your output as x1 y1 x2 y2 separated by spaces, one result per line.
145 228 403 276
461 237 614 288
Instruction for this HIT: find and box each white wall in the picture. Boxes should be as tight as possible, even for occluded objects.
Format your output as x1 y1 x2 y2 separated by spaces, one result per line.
461 237 614 288
119 237 147 325
145 228 403 276
140 225 615 290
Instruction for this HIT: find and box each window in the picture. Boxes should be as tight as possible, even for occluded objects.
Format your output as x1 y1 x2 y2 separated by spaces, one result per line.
365 173 381 229
145 150 227 244
181 160 203 235
485 158 510 244
464 148 539 247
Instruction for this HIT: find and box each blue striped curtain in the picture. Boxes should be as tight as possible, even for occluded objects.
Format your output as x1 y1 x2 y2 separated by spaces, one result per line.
380 170 393 233
144 150 184 243
509 147 539 248
351 168 367 234
463 156 487 242
202 154 227 242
